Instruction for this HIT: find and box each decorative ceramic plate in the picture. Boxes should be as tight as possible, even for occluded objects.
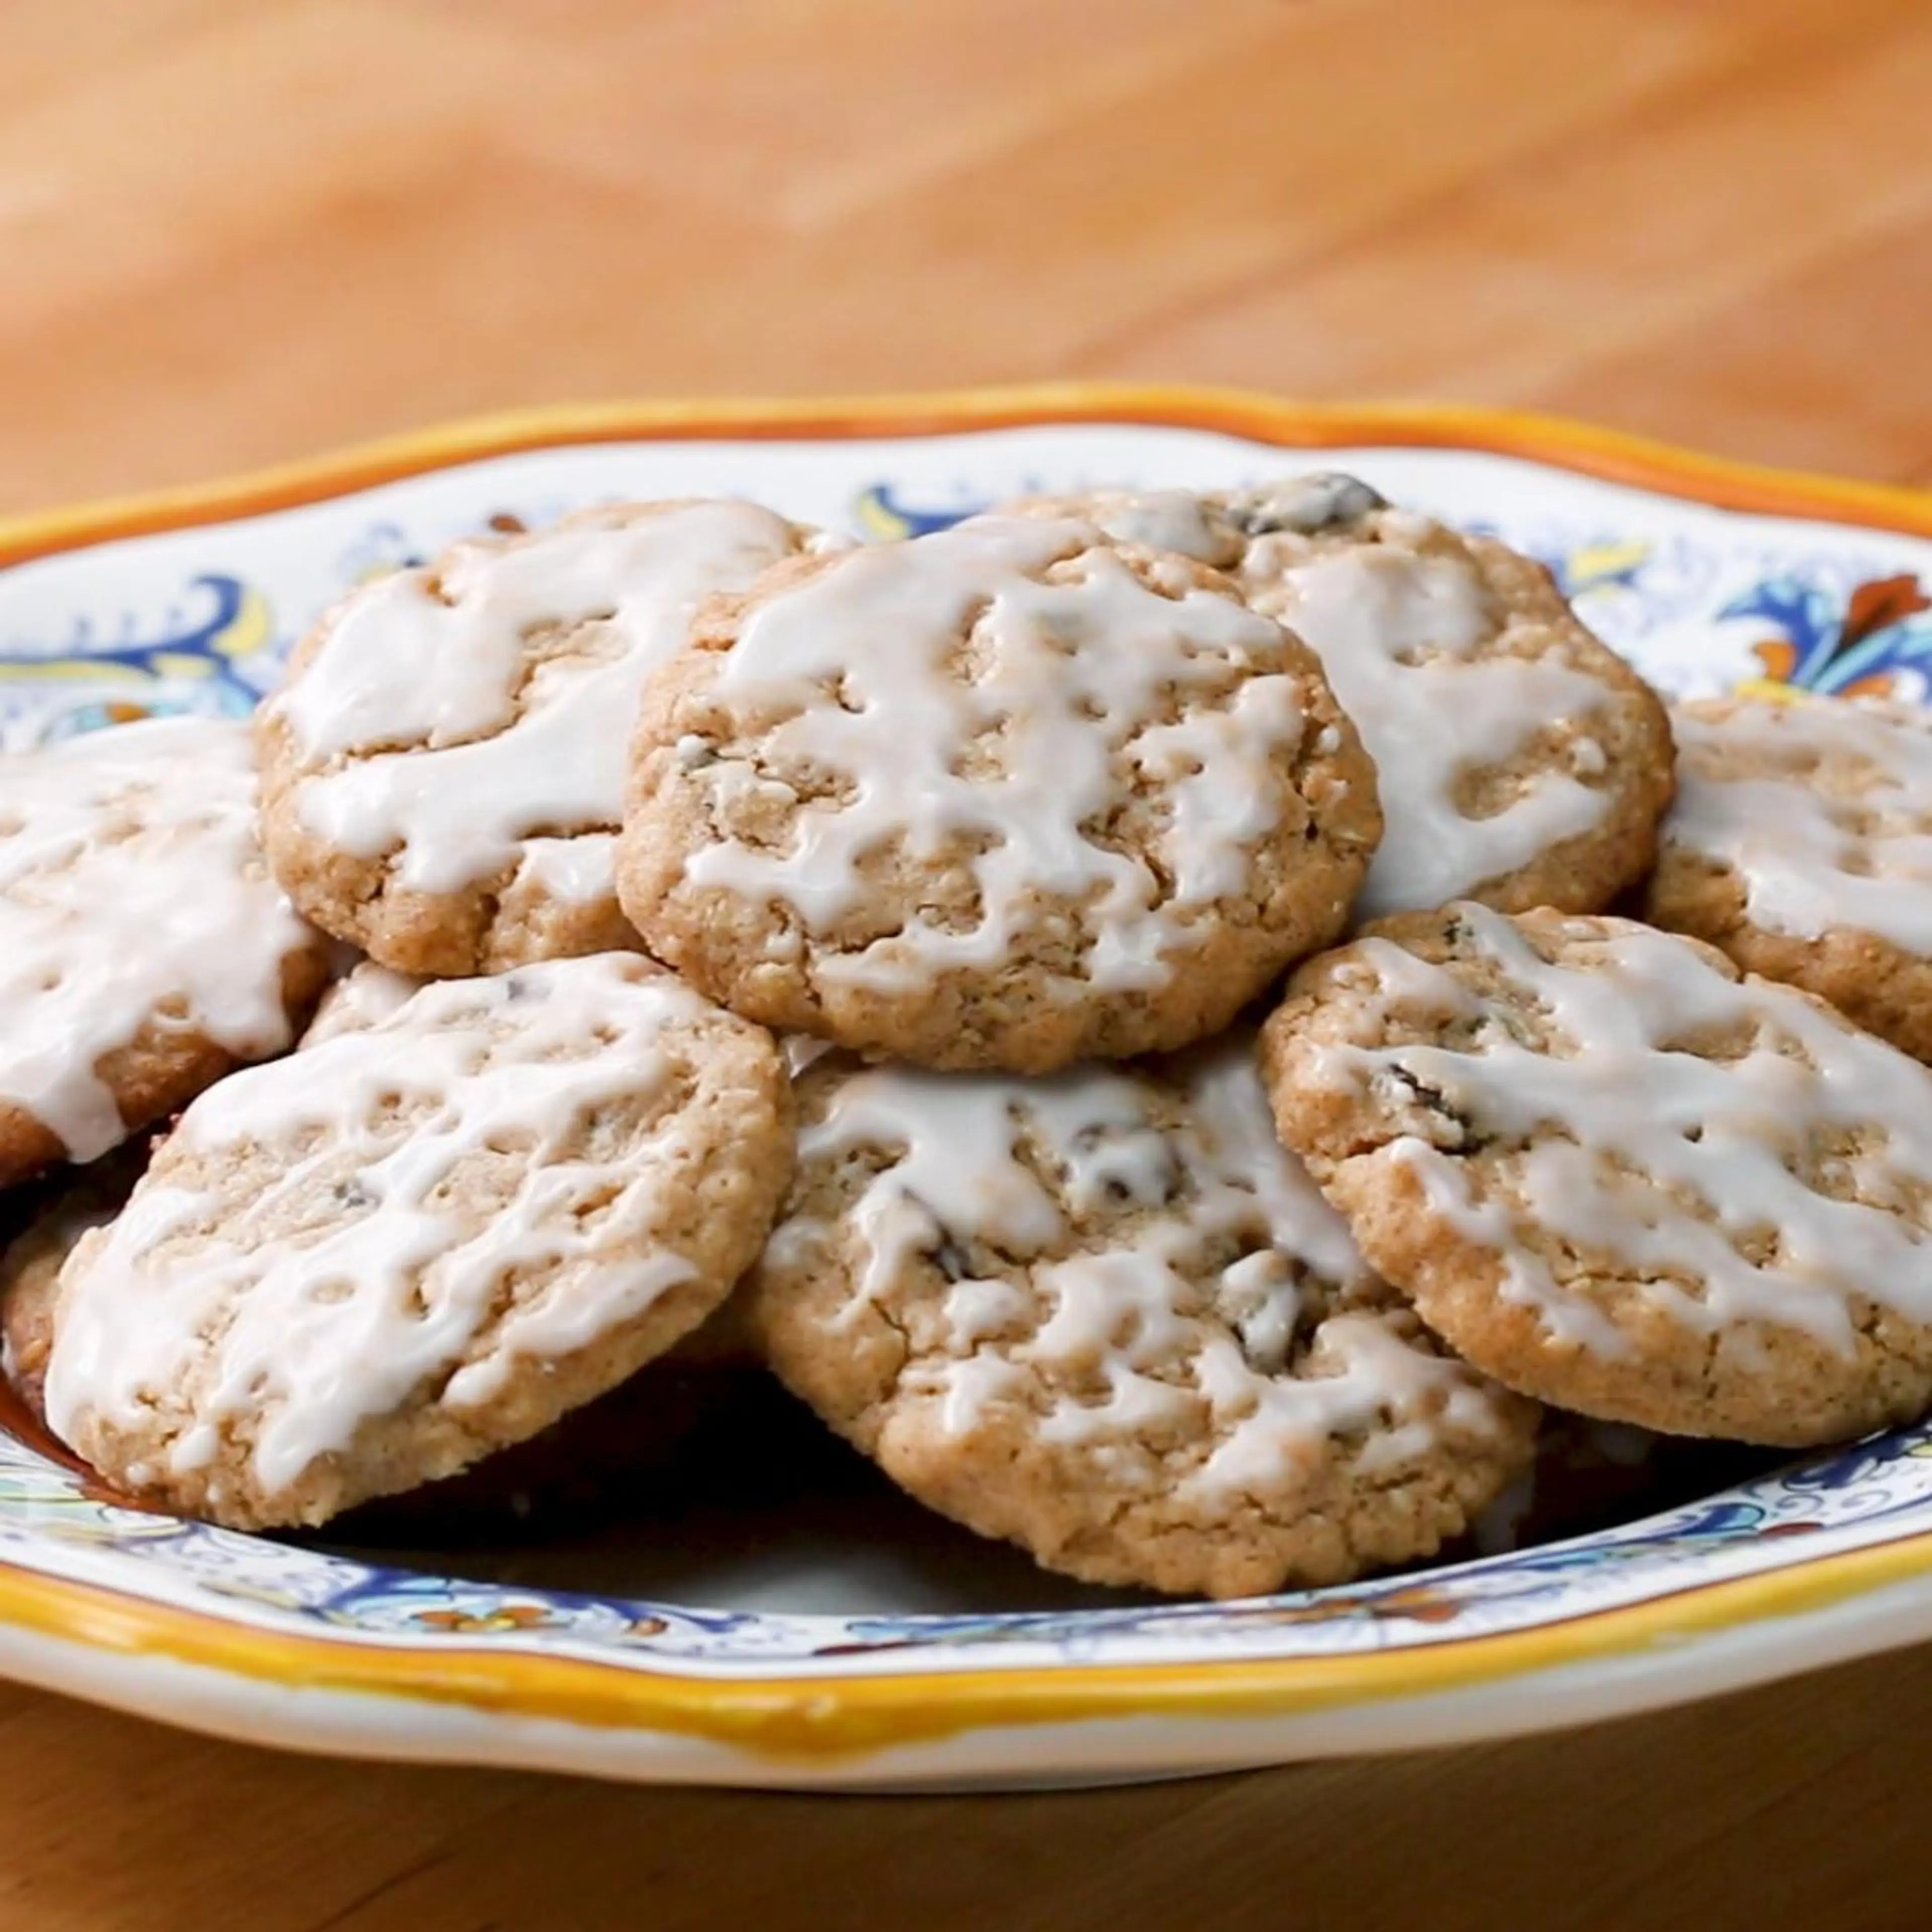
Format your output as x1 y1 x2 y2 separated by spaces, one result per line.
8 386 1932 1793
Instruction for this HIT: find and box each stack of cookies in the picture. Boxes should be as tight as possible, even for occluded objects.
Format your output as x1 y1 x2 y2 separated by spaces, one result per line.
11 475 1932 1601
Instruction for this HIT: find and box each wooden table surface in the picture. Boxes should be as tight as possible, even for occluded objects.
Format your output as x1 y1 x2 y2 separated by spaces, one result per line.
6 2 1932 1926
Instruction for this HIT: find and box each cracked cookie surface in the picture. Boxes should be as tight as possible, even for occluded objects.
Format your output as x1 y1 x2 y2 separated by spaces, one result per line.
617 512 1382 1072
1261 902 1932 1444
257 499 820 976
43 953 793 1530
746 1034 1536 1598
1004 477 1674 921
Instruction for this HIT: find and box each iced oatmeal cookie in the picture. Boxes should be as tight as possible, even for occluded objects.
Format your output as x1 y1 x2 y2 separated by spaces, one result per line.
1262 902 1932 1444
0 716 329 1187
1645 692 1932 1062
258 499 822 977
43 953 793 1528
747 1035 1536 1597
619 513 1382 1072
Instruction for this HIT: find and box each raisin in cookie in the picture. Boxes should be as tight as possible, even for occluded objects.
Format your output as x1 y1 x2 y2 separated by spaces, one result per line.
0 716 330 1187
43 953 792 1529
1262 902 1932 1445
1005 478 1674 921
1645 692 1932 1062
258 500 822 977
747 1035 1536 1598
619 513 1382 1073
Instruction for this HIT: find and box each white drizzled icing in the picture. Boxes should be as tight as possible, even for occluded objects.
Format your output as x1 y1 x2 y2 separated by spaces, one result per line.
268 500 810 901
678 515 1326 996
0 717 318 1159
44 956 719 1499
299 961 425 1046
784 1037 1513 1501
1261 547 1616 918
1308 904 1932 1354
1017 483 1628 920
1666 696 1932 949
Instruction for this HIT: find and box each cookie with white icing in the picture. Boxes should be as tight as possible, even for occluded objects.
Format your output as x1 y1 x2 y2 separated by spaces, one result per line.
43 953 793 1530
0 717 331 1188
1262 903 1932 1445
1645 693 1932 1062
0 1146 144 1423
258 499 822 978
747 1036 1537 1598
1005 478 1674 922
619 513 1382 1073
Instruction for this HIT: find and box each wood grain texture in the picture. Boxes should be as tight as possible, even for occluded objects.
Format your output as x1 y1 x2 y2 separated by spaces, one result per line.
4 2 1931 1925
